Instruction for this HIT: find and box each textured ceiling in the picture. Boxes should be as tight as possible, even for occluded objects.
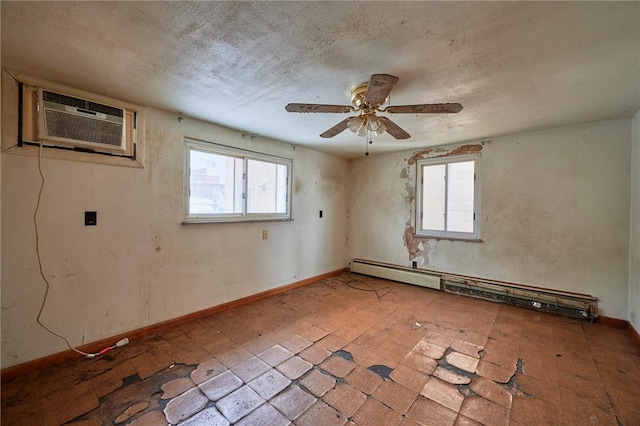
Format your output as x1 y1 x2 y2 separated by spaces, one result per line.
2 1 639 159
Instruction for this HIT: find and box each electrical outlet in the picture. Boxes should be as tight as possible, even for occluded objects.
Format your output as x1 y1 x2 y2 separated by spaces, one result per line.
412 261 417 269
85 211 97 226
262 230 268 239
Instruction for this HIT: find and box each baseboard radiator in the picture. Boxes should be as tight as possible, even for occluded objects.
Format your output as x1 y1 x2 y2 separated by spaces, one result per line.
440 272 598 321
350 259 441 290
350 259 598 321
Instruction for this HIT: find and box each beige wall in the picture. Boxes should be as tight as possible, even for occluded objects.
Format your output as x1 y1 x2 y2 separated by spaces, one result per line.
1 80 350 368
348 119 631 319
630 111 640 332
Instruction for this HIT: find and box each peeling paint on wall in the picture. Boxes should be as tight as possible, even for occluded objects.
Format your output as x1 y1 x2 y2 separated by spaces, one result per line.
407 143 486 165
403 223 423 259
401 182 414 204
403 222 432 267
447 143 485 156
400 164 413 204
407 150 431 166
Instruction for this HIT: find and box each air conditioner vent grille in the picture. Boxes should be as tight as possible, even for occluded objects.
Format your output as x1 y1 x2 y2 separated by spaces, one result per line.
43 91 123 117
44 109 123 147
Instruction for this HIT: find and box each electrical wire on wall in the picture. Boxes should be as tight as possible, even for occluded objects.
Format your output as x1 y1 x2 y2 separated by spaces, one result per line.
33 142 128 358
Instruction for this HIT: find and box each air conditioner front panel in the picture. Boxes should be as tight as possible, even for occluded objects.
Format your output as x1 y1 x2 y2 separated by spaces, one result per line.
44 108 124 148
38 89 126 152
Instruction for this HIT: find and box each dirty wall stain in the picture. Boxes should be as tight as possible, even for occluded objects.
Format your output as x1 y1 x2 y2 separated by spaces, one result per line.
321 171 344 196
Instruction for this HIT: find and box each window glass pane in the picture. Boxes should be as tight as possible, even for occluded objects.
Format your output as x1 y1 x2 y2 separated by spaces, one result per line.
446 161 475 232
247 159 287 214
185 140 292 222
189 150 242 215
275 164 287 213
422 164 446 231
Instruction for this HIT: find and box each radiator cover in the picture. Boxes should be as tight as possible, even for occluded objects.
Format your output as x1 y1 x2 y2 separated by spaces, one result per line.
350 259 441 290
349 259 598 320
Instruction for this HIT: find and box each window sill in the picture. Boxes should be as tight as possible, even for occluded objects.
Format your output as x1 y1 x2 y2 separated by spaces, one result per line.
414 234 483 243
182 217 293 225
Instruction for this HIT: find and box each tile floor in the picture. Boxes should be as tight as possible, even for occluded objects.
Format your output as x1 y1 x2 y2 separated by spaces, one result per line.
2 273 640 425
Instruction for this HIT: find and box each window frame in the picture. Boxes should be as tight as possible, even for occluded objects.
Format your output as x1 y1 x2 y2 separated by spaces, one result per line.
183 139 292 224
415 153 481 241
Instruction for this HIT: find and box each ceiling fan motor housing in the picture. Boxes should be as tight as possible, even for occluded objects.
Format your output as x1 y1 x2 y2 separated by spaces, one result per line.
350 82 385 109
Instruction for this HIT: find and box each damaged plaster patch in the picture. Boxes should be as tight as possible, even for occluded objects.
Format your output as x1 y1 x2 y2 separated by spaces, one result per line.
402 182 414 204
403 223 429 267
405 223 463 265
400 160 415 203
407 143 485 166
403 225 422 259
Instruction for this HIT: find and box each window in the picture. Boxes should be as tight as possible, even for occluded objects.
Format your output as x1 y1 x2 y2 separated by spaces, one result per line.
415 154 480 240
184 139 292 223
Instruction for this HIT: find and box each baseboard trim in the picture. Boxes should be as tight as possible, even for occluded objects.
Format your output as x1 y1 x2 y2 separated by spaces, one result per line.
596 315 628 329
596 316 640 349
628 322 640 348
1 268 347 382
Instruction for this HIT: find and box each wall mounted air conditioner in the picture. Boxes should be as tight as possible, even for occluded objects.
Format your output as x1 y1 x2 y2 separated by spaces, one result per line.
38 89 126 152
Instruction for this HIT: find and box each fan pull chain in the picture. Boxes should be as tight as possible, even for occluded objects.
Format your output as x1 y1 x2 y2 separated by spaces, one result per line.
365 130 371 156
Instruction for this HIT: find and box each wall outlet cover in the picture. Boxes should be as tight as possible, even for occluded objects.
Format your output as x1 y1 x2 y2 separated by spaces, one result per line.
85 211 97 226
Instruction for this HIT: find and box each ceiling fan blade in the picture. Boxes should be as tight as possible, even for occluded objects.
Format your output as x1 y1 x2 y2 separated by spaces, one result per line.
320 118 350 138
362 74 399 107
285 103 354 113
384 103 463 114
378 116 410 139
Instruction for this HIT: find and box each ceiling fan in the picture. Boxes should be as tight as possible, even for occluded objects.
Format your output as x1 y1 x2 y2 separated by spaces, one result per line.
285 74 463 140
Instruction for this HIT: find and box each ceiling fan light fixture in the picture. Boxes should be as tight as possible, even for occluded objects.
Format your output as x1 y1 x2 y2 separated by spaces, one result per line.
367 116 387 136
347 116 366 136
356 123 368 137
